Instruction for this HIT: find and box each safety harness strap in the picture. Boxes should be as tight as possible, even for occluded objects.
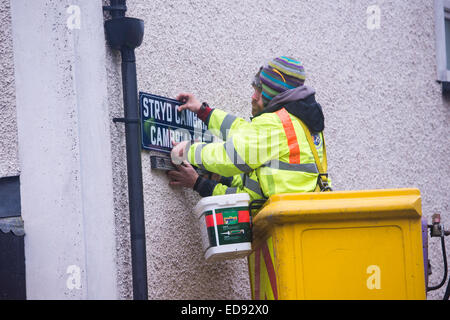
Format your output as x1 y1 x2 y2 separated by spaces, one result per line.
297 119 331 192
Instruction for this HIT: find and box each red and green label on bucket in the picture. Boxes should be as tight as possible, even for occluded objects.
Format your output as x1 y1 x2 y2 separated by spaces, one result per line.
204 207 251 248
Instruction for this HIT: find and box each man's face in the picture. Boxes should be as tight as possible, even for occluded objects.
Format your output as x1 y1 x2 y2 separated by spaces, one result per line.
251 86 264 116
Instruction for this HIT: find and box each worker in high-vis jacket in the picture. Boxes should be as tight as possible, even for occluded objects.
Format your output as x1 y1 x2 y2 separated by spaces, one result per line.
167 56 330 199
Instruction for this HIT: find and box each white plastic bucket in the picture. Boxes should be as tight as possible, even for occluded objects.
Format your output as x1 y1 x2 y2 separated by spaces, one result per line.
194 193 252 262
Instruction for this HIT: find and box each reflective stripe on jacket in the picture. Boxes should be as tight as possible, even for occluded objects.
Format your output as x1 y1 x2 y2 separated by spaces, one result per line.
212 172 264 201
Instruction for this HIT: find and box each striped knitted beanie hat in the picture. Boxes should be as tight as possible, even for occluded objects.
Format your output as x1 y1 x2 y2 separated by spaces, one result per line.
258 56 306 106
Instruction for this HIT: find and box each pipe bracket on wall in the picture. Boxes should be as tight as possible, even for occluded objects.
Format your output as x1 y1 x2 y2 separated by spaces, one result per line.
112 117 139 124
103 5 127 13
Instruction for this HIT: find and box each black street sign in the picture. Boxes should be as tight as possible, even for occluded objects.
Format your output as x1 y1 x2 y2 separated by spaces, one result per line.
139 92 211 154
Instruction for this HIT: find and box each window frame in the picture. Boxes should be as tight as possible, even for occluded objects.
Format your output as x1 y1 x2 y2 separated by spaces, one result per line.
435 0 450 82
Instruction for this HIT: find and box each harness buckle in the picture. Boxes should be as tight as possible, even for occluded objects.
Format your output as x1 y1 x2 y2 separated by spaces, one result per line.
317 173 332 192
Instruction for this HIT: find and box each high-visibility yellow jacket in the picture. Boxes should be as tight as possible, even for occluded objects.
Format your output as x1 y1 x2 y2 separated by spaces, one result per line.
188 100 327 199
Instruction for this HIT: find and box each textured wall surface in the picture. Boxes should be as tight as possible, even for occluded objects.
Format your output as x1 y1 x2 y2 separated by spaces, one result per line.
0 0 19 178
105 0 450 300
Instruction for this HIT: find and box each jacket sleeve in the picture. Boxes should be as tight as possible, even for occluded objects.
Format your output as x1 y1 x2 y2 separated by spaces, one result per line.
194 174 265 201
206 109 252 141
193 176 218 197
188 114 283 177
193 175 233 197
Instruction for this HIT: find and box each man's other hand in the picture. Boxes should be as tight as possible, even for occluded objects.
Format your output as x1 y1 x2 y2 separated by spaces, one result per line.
167 161 199 188
176 92 201 113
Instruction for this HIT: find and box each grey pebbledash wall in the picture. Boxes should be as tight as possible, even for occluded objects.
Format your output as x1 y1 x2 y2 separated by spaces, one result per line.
0 0 19 178
1 0 448 299
106 0 449 300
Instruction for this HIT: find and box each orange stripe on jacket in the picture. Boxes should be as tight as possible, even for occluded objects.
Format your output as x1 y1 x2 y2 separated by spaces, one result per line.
275 108 300 164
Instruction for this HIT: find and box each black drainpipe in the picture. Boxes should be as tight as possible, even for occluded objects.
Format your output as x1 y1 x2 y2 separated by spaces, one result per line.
103 0 148 300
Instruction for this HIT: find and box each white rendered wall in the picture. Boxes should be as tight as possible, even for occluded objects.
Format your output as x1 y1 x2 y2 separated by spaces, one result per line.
11 0 118 299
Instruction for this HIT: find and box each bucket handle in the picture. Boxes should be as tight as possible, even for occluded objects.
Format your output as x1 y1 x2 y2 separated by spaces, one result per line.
249 199 266 217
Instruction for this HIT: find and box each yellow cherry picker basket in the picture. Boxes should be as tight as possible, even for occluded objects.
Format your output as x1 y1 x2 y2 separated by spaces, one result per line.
248 188 426 300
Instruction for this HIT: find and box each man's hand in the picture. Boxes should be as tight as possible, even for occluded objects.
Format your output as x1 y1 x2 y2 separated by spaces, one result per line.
176 92 201 114
167 161 199 188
